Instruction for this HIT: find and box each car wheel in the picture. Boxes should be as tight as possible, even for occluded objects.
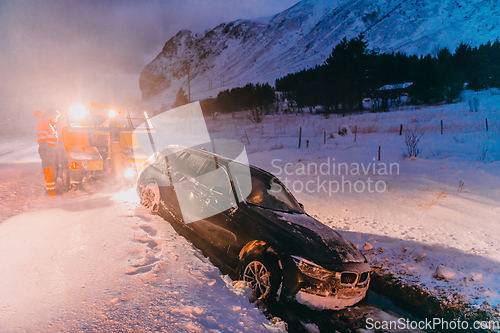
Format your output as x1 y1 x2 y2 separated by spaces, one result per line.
241 254 281 302
141 182 160 213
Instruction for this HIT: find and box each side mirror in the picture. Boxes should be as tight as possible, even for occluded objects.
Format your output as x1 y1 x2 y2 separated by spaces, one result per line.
299 203 304 210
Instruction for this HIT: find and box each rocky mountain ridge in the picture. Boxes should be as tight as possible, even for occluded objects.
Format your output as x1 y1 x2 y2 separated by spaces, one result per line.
140 0 500 106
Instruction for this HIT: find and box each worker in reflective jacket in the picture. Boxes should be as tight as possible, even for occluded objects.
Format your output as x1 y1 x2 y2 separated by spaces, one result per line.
35 108 60 196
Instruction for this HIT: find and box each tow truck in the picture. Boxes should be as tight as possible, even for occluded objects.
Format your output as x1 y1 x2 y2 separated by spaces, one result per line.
58 103 153 189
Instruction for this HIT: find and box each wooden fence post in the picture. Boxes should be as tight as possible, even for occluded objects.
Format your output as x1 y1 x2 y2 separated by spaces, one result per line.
244 130 250 145
399 124 403 136
441 120 443 135
378 146 381 161
486 118 489 132
298 127 302 148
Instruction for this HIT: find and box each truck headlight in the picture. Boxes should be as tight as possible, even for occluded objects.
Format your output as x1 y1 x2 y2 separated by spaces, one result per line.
291 256 332 280
69 104 88 120
124 168 135 178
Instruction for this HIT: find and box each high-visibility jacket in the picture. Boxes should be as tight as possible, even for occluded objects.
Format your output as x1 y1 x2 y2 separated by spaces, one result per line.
37 119 58 147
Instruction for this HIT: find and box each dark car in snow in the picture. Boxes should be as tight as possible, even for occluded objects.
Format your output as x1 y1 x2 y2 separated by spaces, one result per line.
136 144 370 310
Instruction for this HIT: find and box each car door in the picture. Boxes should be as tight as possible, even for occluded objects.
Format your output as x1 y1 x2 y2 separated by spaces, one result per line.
170 151 239 262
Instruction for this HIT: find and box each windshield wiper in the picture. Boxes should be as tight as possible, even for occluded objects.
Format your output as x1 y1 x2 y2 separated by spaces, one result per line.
246 201 302 214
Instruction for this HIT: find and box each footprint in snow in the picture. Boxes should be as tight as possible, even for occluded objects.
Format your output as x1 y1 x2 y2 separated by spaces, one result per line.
127 236 163 275
139 224 158 236
126 265 155 275
135 214 152 222
134 235 161 249
131 252 160 268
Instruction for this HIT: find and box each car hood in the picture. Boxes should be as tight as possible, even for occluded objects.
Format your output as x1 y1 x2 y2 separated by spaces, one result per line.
246 205 366 265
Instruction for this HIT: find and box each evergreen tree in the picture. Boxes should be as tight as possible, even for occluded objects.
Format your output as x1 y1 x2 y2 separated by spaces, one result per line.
324 34 371 111
214 83 275 113
414 55 440 103
172 87 189 108
277 36 500 110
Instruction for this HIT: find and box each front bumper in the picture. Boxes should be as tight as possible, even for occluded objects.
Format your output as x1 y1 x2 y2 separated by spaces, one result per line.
296 285 368 310
287 262 371 310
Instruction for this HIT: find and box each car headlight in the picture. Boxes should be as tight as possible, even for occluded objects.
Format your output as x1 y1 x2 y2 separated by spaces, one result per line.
291 256 332 280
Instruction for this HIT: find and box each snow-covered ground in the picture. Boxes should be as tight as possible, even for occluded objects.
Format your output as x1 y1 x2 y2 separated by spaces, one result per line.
0 135 35 156
1 89 499 331
0 152 287 332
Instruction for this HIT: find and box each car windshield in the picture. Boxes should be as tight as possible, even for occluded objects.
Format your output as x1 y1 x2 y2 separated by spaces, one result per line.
246 169 302 214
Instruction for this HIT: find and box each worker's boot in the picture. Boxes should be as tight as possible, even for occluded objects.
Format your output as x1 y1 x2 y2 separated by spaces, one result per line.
45 189 62 196
43 167 59 196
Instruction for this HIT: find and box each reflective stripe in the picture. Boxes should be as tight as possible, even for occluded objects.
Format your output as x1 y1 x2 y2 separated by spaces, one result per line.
47 133 58 147
37 120 58 146
37 131 48 142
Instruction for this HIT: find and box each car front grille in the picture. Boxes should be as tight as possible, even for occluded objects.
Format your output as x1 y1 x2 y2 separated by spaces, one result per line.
339 271 370 286
358 272 369 284
341 272 357 284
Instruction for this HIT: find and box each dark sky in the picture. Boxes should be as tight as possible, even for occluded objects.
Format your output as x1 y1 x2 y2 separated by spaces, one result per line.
0 0 298 122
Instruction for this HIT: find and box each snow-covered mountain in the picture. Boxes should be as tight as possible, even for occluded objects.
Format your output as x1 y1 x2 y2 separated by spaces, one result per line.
140 0 500 106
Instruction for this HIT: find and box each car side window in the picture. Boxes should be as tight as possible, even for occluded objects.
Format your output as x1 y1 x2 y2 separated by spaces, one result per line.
197 160 234 199
168 151 206 180
170 152 236 224
183 153 208 178
165 151 187 182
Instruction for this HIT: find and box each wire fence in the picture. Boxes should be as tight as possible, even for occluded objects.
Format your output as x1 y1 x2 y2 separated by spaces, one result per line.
204 110 499 161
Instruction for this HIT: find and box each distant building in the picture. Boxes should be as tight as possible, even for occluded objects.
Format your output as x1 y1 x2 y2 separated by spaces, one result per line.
374 82 413 110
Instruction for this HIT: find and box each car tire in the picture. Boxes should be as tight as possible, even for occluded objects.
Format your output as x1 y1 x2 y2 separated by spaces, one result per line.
140 181 160 213
241 254 282 302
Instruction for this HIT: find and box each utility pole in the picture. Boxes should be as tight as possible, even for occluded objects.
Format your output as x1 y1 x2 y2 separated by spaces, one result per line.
187 69 191 102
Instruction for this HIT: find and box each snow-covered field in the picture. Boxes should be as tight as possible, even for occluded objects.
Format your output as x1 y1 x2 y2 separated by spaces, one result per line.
1 89 499 331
